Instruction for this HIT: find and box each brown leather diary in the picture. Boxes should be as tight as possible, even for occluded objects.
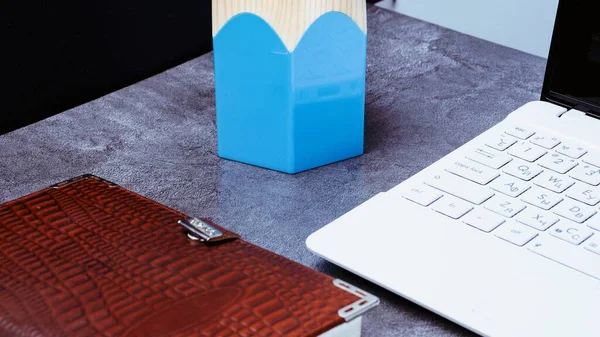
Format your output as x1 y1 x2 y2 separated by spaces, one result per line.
0 175 378 337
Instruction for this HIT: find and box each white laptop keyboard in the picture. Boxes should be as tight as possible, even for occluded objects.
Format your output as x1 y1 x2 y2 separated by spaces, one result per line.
402 125 600 280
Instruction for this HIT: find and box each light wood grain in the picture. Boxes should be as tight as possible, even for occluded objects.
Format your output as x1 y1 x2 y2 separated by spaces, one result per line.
212 0 367 51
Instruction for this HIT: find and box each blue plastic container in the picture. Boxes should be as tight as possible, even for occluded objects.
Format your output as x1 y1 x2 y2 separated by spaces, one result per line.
213 11 367 174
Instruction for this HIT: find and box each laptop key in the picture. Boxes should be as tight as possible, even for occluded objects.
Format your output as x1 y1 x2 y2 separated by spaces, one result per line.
402 184 443 206
516 207 560 231
530 134 561 149
537 152 578 174
583 237 600 255
485 133 517 151
489 174 530 197
566 184 600 206
569 164 600 186
425 172 494 205
431 196 473 219
502 159 543 181
521 186 563 210
534 171 575 193
582 151 600 168
494 221 538 246
585 214 600 232
445 159 500 185
484 195 526 218
466 147 512 169
553 200 597 223
505 126 535 140
507 141 547 162
462 208 505 232
549 221 594 245
528 236 600 281
556 143 587 159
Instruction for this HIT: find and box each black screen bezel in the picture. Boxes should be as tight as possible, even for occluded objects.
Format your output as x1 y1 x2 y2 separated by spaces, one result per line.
541 0 600 117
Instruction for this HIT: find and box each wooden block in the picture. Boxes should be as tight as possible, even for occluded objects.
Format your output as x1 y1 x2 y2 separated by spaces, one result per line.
212 0 367 51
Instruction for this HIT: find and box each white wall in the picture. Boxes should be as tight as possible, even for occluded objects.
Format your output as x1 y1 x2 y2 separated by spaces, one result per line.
376 0 559 58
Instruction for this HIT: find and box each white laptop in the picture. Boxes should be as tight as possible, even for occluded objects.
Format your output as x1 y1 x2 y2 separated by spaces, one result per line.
307 1 600 336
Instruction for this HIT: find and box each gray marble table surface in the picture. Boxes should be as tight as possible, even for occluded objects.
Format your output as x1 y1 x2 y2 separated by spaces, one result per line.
0 6 546 337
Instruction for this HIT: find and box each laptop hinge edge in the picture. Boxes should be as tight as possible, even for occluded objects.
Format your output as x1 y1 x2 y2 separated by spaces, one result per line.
560 108 600 124
544 93 600 119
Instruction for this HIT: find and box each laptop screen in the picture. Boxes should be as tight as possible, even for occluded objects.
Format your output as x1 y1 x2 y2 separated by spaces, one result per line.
542 0 600 116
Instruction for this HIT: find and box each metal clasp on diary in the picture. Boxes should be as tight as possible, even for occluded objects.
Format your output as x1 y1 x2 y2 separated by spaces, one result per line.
178 218 223 242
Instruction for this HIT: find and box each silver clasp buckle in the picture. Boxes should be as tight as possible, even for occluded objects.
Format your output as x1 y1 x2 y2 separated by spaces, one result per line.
178 218 223 242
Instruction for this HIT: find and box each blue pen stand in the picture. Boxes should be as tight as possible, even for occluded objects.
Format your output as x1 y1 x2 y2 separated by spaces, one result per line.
213 10 367 174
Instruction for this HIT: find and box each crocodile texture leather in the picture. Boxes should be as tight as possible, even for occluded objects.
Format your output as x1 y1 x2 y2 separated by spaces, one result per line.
0 175 360 337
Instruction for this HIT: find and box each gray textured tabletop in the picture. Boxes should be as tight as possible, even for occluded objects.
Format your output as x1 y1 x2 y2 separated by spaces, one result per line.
0 6 546 337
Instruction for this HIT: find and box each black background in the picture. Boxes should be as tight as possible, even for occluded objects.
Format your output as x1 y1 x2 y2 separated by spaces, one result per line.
543 0 600 113
1 1 213 135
